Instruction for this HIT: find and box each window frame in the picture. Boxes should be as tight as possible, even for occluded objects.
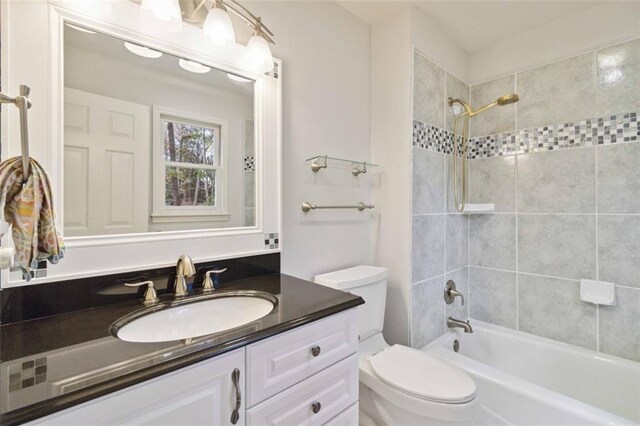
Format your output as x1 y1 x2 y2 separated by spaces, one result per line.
151 106 230 222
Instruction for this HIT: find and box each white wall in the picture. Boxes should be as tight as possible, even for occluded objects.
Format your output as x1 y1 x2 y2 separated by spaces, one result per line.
468 2 640 84
410 5 469 84
244 1 373 280
64 45 253 229
370 6 413 345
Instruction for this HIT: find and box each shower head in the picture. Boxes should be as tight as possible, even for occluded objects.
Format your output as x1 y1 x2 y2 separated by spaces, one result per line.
470 93 519 117
497 94 519 105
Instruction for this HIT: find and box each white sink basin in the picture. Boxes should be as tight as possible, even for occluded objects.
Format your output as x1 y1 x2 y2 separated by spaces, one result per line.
113 291 277 343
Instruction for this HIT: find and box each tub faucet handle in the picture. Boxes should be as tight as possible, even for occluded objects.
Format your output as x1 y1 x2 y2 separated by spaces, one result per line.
444 280 464 305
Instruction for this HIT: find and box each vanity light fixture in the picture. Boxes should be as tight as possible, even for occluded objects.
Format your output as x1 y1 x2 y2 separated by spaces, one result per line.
179 59 211 74
227 73 252 83
124 41 163 59
246 18 274 74
140 0 183 32
65 23 98 35
141 0 276 73
203 0 235 46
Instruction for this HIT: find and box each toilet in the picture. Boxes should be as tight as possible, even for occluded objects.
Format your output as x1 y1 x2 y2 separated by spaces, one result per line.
315 266 478 426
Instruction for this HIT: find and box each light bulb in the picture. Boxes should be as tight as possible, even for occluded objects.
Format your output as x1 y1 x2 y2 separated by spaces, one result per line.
203 6 235 46
124 42 163 59
179 59 211 74
246 33 274 73
140 0 182 32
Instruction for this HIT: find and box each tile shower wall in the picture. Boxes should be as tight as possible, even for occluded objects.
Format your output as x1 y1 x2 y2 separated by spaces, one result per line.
466 38 640 362
411 38 640 362
411 50 469 349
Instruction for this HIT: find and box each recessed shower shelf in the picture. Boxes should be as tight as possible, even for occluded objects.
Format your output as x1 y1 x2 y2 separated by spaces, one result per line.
306 155 378 176
462 203 495 214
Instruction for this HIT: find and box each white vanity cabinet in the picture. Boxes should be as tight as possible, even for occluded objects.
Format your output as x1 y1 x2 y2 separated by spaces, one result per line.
31 348 246 425
29 310 359 425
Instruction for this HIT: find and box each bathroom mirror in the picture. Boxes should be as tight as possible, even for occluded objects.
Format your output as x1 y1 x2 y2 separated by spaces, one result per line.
1 0 281 285
63 25 256 236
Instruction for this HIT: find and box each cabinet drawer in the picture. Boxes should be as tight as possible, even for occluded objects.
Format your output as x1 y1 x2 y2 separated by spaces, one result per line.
246 354 358 426
325 402 358 426
247 309 358 406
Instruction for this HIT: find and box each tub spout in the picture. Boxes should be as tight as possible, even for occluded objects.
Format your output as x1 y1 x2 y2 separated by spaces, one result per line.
447 317 473 333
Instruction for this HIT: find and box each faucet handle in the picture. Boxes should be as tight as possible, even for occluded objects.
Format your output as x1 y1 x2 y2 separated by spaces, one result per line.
125 280 159 306
444 280 464 306
202 268 228 292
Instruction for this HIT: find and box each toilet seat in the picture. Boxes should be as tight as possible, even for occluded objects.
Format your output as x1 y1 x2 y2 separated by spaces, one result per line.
368 344 476 404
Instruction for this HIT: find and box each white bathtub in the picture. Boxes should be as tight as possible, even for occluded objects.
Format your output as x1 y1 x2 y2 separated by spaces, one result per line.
424 321 640 425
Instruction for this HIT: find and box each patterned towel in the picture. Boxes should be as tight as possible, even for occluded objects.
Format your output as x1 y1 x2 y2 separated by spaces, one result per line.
0 156 65 280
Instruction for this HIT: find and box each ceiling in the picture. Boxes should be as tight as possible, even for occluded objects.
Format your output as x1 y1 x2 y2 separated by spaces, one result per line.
64 24 254 97
336 0 605 53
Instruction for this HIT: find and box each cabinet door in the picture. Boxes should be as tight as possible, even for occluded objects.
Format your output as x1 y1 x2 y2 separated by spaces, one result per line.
32 348 245 426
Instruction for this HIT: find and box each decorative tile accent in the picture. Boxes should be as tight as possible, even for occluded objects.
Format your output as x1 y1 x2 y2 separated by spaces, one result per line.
413 111 639 159
8 357 47 392
243 155 255 171
264 233 279 249
412 120 463 155
10 259 48 281
467 111 638 159
266 62 279 79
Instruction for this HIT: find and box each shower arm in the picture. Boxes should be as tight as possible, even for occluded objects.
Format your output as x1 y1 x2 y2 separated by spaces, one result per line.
468 100 499 117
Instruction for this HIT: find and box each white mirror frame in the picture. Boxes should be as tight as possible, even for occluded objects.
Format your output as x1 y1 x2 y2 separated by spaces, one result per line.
0 0 282 286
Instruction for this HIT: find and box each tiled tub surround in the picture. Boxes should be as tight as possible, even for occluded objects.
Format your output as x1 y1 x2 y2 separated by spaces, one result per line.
411 49 471 349
410 38 640 362
412 125 640 362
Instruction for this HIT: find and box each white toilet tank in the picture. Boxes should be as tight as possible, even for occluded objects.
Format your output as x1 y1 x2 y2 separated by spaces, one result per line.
314 266 388 341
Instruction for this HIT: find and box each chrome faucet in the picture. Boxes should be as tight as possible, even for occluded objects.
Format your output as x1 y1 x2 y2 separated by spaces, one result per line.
174 254 196 297
447 317 473 333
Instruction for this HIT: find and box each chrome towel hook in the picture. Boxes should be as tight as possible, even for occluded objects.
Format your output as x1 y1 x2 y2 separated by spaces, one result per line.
0 85 32 182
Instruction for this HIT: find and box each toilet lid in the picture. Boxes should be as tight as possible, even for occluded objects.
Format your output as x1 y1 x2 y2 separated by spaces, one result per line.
369 344 476 403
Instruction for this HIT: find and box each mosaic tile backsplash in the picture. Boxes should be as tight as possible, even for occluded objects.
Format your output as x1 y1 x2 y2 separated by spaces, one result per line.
413 111 639 159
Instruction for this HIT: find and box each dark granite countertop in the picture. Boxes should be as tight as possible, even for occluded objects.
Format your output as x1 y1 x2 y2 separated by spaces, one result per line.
0 274 363 425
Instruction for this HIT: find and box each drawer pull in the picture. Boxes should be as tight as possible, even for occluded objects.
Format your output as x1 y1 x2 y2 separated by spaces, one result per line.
231 368 241 425
312 401 322 414
311 346 321 357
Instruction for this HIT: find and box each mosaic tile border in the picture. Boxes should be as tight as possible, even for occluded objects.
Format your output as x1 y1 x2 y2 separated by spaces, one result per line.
244 155 255 171
8 357 48 392
264 233 279 249
413 112 639 159
412 120 464 155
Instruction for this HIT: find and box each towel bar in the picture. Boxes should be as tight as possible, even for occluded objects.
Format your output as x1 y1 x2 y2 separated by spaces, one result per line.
301 201 374 213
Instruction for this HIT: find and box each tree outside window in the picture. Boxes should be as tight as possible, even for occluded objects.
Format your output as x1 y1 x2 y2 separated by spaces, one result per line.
152 108 228 220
